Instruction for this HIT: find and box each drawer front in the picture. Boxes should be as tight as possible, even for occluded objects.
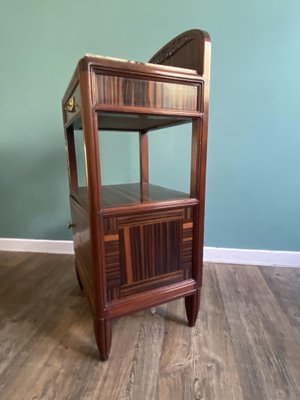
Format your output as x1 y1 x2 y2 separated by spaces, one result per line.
95 74 200 113
103 207 194 301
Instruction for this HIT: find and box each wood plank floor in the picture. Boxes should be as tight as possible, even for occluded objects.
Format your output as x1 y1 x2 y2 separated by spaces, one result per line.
0 251 299 400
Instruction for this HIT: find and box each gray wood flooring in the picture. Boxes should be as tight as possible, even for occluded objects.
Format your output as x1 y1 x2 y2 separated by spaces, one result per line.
0 251 299 400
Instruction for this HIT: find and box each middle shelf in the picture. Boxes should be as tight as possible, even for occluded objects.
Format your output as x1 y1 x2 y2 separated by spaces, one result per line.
73 183 198 214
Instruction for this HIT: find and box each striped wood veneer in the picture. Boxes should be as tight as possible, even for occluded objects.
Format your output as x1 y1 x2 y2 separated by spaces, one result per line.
96 75 199 112
104 207 194 302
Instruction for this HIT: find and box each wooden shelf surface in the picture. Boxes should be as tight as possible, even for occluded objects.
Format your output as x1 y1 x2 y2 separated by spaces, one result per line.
74 183 197 211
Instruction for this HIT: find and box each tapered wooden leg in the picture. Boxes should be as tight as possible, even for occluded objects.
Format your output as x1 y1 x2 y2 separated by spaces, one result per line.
94 317 112 361
185 289 201 327
74 260 83 290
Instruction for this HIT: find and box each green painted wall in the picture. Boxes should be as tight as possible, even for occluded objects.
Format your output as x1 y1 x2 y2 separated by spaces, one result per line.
0 0 299 250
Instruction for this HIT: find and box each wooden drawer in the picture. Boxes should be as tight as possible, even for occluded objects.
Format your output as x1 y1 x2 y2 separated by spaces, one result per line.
95 74 201 113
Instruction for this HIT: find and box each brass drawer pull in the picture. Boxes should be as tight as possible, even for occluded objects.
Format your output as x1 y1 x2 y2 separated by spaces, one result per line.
65 96 76 113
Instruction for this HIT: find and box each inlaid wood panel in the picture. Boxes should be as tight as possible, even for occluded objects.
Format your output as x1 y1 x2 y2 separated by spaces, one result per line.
104 235 120 302
96 74 199 112
120 271 184 298
103 206 194 234
119 220 182 284
183 222 193 279
118 208 184 228
103 208 194 302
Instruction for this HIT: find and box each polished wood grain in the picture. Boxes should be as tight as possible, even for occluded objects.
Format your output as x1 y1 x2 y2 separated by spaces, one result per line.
62 29 211 359
120 220 182 280
185 288 201 327
117 208 184 226
1 252 299 400
73 184 196 210
96 74 199 112
103 209 193 302
149 29 210 74
64 126 79 193
101 183 193 207
139 131 149 185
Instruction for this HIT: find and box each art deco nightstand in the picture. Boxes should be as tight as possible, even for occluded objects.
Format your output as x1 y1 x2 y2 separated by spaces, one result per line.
62 29 211 360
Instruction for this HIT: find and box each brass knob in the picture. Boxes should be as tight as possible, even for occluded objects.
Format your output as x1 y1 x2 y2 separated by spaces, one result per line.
65 96 76 113
68 222 76 229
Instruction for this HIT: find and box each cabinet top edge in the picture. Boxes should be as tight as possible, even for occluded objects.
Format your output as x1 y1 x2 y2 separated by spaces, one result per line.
76 54 204 82
81 53 199 74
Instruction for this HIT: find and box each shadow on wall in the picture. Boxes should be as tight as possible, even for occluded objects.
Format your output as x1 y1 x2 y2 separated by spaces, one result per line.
0 140 71 240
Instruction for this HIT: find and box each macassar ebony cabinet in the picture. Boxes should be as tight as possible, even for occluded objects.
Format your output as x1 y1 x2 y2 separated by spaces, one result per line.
62 29 211 360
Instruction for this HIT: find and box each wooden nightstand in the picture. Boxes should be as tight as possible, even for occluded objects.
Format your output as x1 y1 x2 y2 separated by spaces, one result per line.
62 29 211 360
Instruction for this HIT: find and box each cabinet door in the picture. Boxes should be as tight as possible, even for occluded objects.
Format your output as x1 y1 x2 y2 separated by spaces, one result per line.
103 207 194 301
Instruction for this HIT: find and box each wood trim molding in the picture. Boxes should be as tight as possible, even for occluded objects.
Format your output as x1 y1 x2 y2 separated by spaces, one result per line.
0 238 74 254
0 239 299 267
204 247 300 268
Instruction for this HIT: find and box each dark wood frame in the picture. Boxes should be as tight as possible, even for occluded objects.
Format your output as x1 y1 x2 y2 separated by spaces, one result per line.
62 30 211 360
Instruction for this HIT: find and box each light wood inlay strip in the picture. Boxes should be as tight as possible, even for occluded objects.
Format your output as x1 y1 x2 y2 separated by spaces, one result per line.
118 209 184 228
183 222 193 229
123 227 133 284
104 234 119 242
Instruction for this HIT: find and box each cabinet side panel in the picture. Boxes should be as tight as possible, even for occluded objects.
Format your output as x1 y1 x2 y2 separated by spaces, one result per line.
70 198 95 310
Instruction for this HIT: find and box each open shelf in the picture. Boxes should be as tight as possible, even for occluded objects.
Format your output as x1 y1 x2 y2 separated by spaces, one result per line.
74 183 197 211
102 183 193 206
72 112 193 131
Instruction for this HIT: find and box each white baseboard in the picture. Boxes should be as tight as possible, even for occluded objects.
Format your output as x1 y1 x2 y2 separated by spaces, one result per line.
0 238 74 254
0 239 299 267
204 247 300 268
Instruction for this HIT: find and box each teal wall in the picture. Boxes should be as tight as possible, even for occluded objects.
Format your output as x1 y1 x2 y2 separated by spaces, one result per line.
0 0 300 250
